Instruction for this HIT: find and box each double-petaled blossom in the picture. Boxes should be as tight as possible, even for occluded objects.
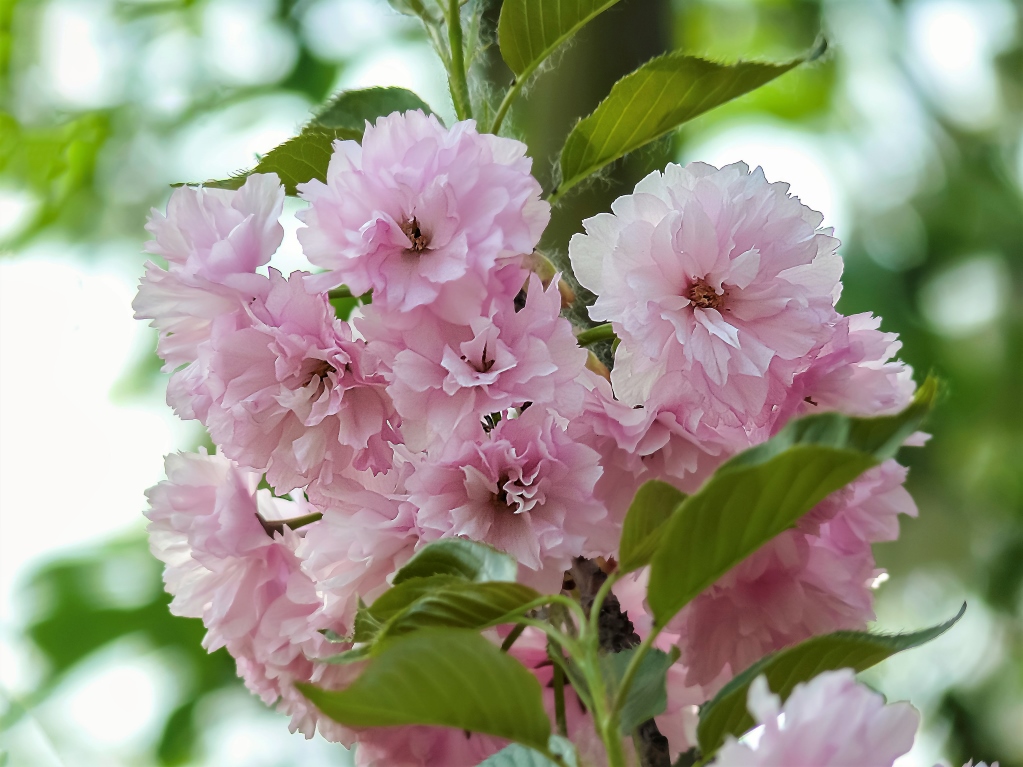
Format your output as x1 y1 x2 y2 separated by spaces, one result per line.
711 670 919 766
672 458 916 687
779 312 915 425
144 450 355 741
135 113 934 765
133 173 285 369
298 111 549 321
204 269 401 493
298 464 419 632
405 405 608 588
388 273 587 449
569 161 842 431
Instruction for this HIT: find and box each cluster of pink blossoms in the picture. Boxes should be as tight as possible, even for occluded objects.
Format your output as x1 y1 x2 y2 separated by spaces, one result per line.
136 111 948 765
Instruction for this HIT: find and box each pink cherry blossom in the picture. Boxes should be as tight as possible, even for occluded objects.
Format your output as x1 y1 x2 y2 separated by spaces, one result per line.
799 459 918 549
405 405 608 583
298 111 549 318
780 312 915 424
353 726 506 767
388 273 587 449
145 173 284 278
143 450 354 741
712 670 919 766
298 465 419 632
673 529 876 687
133 173 284 370
570 161 842 424
203 269 400 493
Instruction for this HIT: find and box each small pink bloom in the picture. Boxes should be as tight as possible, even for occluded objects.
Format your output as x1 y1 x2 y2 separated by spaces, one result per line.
800 459 918 549
388 274 587 449
780 312 915 422
203 269 400 493
145 173 285 279
353 726 506 767
133 173 284 370
712 670 919 766
144 450 354 741
405 405 608 579
298 111 549 318
298 465 419 632
673 529 877 687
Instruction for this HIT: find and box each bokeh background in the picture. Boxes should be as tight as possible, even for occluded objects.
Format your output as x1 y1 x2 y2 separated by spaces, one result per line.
1 0 1020 765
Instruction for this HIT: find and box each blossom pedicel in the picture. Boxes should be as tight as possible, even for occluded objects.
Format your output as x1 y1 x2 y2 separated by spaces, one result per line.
137 110 972 767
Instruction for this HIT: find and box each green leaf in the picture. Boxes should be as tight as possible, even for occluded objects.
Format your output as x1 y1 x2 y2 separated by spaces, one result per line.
393 538 519 585
604 648 676 733
647 380 937 626
618 480 687 573
498 0 623 78
347 572 540 647
696 603 966 756
376 580 543 640
299 629 551 750
312 87 435 139
555 45 823 201
478 736 579 767
194 87 435 195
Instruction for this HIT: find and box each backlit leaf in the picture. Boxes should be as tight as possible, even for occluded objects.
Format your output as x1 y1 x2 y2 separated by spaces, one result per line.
498 0 623 78
555 45 824 200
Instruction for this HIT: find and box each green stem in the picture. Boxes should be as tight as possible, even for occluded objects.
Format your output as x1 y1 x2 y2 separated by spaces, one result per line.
552 648 568 737
490 78 523 135
327 286 353 299
576 323 616 347
578 656 628 767
445 0 472 121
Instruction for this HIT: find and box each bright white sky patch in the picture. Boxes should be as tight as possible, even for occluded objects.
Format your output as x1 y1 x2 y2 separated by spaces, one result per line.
906 0 1015 128
41 0 125 108
919 254 1010 337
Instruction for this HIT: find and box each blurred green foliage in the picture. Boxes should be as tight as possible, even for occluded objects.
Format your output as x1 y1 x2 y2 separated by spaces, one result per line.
1 0 1020 765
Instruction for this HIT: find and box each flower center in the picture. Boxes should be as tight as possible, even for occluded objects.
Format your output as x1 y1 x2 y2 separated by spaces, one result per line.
461 342 495 374
493 472 514 510
685 277 724 310
400 216 429 253
305 359 337 386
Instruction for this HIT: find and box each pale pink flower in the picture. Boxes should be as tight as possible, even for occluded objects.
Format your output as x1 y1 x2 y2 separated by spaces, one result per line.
143 450 354 741
570 161 842 422
203 269 400 493
145 173 284 278
298 465 419 632
711 670 919 766
673 529 877 687
388 274 587 449
779 312 915 423
133 173 284 369
566 370 718 528
353 726 506 767
405 405 608 582
298 111 549 318
800 459 918 549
